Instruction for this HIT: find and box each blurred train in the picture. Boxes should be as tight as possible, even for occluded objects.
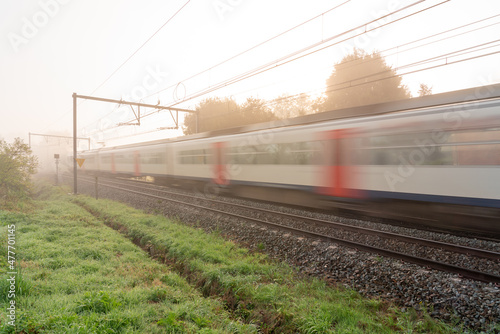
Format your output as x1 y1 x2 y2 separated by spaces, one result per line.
78 84 500 237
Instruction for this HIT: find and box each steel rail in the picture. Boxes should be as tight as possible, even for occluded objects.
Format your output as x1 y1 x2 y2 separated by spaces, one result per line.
92 176 500 261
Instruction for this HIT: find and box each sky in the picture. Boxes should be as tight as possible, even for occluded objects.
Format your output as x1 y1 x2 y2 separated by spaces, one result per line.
1 0 500 155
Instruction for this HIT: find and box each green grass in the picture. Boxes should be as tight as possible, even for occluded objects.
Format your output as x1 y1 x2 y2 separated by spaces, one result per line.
0 181 466 333
0 193 256 333
73 195 460 334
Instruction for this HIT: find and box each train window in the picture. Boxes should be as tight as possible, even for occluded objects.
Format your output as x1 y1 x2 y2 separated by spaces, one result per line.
227 141 324 165
447 128 500 144
363 131 454 166
141 152 166 165
179 149 209 164
228 146 256 165
453 144 500 165
280 144 295 164
115 154 126 163
311 141 326 165
280 142 322 165
362 127 500 166
117 154 133 164
101 155 112 164
388 147 453 165
251 144 277 165
446 127 500 165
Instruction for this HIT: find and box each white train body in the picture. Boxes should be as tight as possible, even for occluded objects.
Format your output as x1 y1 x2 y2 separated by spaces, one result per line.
79 85 500 234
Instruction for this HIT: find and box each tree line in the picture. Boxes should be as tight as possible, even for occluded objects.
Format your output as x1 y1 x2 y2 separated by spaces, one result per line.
183 49 432 135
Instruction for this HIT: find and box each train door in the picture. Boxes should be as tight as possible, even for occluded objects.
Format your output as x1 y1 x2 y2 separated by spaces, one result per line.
134 151 141 177
319 128 361 199
213 142 229 185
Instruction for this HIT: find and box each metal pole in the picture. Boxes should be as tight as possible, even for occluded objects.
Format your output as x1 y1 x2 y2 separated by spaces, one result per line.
73 93 77 194
95 176 98 200
55 159 59 185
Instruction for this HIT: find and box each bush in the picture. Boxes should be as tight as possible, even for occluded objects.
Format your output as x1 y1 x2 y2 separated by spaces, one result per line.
0 138 38 203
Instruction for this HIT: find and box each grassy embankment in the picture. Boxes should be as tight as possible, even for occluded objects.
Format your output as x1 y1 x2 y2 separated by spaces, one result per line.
0 186 255 333
0 184 459 333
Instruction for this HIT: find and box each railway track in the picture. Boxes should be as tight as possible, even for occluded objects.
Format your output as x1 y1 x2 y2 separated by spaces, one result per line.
76 175 500 284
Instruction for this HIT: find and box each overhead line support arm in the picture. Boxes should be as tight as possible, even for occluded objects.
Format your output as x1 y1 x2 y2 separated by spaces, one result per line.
72 93 198 195
73 94 196 113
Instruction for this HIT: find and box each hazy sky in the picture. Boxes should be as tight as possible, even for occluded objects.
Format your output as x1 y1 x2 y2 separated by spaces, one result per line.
1 0 500 149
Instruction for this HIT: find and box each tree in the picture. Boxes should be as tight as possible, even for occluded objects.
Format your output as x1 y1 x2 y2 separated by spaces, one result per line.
0 138 38 201
320 49 411 112
272 93 313 119
183 97 237 135
418 83 433 97
182 97 276 135
239 97 276 125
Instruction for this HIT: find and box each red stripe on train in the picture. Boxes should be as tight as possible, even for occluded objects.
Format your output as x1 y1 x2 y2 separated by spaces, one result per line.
134 151 141 177
214 142 229 185
319 129 361 198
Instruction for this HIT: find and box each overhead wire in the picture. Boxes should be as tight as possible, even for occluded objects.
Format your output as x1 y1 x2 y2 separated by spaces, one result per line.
112 0 448 128
145 0 430 105
196 2 455 103
40 0 191 134
132 13 500 121
96 40 500 137
263 40 500 111
143 0 352 100
166 47 500 124
81 2 348 132
149 0 448 111
222 16 500 107
87 2 500 140
81 103 121 136
395 40 500 71
81 0 349 133
335 50 500 94
88 0 191 97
